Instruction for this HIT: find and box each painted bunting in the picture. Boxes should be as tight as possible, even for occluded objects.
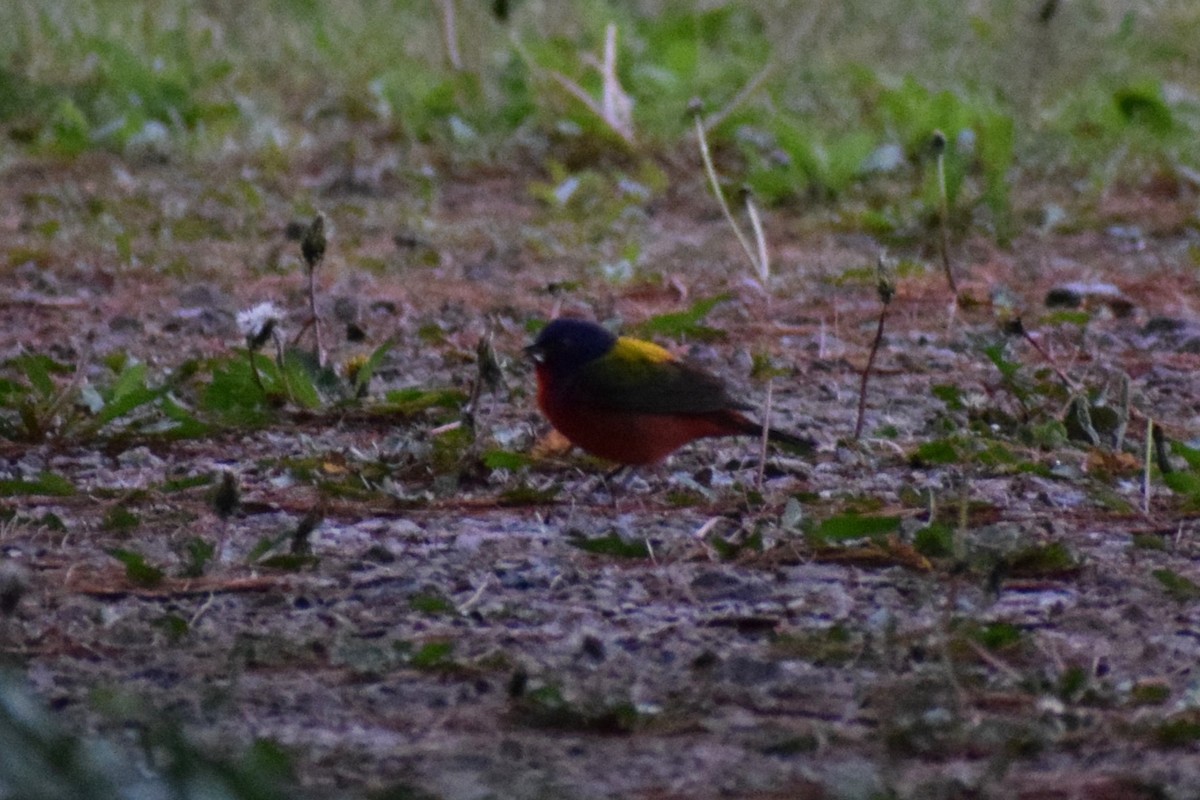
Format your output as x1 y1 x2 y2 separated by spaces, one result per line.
525 318 810 466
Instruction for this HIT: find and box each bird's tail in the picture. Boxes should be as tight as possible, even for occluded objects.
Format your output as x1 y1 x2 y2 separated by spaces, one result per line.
763 425 816 455
728 412 815 455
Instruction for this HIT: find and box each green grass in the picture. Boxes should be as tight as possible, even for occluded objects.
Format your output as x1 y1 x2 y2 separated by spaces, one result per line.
1 0 1197 208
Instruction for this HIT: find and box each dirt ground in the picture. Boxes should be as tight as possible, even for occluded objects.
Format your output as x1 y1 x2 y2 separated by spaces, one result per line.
3 145 1200 799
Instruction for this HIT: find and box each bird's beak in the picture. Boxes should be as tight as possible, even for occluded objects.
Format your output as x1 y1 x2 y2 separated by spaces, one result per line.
523 344 545 364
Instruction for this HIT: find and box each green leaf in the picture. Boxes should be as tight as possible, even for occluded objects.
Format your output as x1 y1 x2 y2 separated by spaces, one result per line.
498 484 560 506
180 537 214 578
93 384 163 428
1114 82 1173 134
101 506 139 533
483 450 533 470
1042 310 1091 327
108 361 148 402
380 387 467 416
159 474 214 493
567 531 651 558
352 336 397 396
11 353 68 398
1057 665 1089 701
810 513 901 543
972 621 1022 651
931 384 964 411
107 548 165 587
1172 442 1200 472
158 396 213 438
1004 541 1079 578
1152 568 1200 601
246 530 292 563
1130 680 1170 707
910 438 962 467
202 354 272 425
1156 716 1200 747
1164 471 1200 503
0 472 75 497
152 613 189 643
982 342 1019 381
410 593 455 615
914 523 955 558
280 349 327 409
633 294 731 340
409 640 454 669
48 97 91 156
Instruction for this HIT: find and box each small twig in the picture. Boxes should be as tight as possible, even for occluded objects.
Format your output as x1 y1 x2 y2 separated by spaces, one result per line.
692 516 723 562
600 24 628 136
757 380 774 489
965 639 1024 683
532 24 634 146
931 131 958 296
744 192 770 286
1143 415 1154 515
693 105 777 487
744 191 773 489
189 592 216 627
1015 321 1082 394
691 100 761 275
1113 370 1131 451
429 420 463 437
544 71 635 146
38 343 90 440
301 212 327 367
956 471 970 542
457 574 493 614
702 62 775 134
438 0 463 71
464 326 506 433
247 350 266 396
1151 422 1171 476
853 256 894 440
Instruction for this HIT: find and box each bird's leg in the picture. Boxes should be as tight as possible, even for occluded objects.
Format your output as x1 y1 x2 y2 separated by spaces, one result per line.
573 464 623 508
603 464 631 484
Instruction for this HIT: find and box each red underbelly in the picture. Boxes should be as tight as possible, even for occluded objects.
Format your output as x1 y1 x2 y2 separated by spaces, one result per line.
541 401 745 465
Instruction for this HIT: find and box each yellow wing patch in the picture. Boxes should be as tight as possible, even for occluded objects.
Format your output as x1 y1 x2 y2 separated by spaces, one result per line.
612 336 675 364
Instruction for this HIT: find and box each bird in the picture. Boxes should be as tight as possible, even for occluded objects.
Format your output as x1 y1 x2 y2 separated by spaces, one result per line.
525 318 811 466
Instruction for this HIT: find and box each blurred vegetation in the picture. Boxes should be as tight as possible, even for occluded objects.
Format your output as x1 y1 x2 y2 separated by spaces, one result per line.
0 669 305 800
0 0 1196 219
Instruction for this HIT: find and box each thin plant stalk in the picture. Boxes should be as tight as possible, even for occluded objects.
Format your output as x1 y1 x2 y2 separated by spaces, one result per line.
853 258 894 440
692 104 775 488
744 193 770 284
307 264 323 366
932 131 958 295
702 62 775 134
692 105 762 277
744 192 773 487
519 24 634 146
439 0 463 70
41 341 92 440
1143 415 1154 515
247 349 266 396
1151 422 1171 476
300 212 327 367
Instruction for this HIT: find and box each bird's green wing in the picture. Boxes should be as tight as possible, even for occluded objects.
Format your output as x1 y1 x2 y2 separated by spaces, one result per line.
568 336 747 414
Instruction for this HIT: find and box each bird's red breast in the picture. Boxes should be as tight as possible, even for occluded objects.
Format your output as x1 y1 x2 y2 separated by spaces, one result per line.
535 363 755 465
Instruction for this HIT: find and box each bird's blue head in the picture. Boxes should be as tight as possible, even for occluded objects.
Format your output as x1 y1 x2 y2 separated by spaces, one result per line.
525 318 617 375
